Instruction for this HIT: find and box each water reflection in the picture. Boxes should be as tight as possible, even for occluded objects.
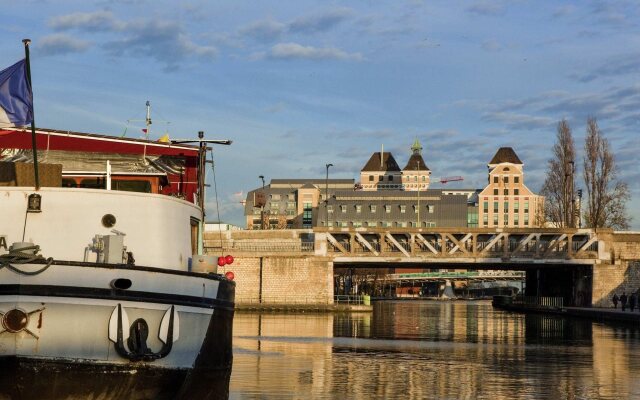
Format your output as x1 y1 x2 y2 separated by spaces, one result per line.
230 301 640 399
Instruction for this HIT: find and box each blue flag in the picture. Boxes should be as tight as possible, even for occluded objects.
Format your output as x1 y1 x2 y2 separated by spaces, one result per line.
0 59 33 127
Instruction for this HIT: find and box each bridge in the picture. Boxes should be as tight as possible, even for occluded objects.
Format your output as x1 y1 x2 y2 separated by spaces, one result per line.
203 228 640 309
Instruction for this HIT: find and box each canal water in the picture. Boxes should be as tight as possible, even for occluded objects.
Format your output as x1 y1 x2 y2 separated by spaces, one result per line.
229 300 640 399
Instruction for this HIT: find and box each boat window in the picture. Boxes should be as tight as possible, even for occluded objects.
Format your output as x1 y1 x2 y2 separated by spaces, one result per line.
79 178 106 189
190 218 200 255
113 180 152 193
62 178 77 188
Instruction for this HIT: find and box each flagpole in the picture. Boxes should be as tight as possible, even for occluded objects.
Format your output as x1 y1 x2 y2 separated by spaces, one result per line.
22 38 40 190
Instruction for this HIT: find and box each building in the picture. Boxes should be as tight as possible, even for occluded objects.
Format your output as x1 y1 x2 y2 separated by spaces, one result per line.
477 147 544 228
359 139 431 191
244 179 355 229
243 143 542 230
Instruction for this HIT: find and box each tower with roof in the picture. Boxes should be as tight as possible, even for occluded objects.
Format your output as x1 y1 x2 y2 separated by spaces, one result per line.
401 138 431 191
478 147 544 228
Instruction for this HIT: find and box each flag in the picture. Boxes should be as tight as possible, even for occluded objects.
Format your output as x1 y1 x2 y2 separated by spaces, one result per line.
0 59 33 127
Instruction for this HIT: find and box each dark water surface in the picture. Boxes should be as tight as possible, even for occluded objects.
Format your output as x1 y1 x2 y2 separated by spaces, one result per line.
229 300 640 399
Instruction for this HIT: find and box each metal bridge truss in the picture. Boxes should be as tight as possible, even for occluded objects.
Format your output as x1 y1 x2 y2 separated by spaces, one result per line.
324 229 600 260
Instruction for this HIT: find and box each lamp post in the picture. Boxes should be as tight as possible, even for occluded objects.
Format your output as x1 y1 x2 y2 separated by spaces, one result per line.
325 163 333 228
416 160 420 228
258 175 265 229
566 161 575 228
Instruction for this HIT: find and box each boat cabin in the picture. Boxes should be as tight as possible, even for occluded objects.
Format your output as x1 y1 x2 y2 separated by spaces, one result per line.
0 127 201 202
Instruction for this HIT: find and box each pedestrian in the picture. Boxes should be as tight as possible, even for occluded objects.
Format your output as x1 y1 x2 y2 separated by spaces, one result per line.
630 293 637 312
621 292 628 311
612 293 619 309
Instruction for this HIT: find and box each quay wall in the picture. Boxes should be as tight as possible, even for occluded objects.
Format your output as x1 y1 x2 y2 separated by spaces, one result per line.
593 232 640 307
204 230 333 306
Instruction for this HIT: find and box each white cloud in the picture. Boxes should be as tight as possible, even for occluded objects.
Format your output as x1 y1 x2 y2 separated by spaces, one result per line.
37 34 91 56
265 42 363 61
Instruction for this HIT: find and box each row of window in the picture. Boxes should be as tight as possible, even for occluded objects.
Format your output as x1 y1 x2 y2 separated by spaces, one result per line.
492 176 520 184
331 221 437 228
482 214 530 226
493 188 520 195
366 175 428 182
330 204 435 214
483 201 529 214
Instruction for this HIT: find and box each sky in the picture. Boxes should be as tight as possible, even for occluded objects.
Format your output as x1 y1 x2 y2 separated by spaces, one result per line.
1 0 639 229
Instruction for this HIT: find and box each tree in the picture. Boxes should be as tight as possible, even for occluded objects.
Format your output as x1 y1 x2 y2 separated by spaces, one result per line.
582 117 630 229
541 119 576 227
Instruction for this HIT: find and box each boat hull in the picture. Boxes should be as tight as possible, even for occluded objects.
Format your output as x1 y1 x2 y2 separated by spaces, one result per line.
0 262 234 399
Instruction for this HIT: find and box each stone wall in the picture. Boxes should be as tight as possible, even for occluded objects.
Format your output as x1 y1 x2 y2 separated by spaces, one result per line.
216 255 334 306
592 232 640 307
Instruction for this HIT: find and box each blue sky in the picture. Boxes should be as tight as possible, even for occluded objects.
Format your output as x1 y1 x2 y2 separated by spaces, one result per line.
2 0 639 228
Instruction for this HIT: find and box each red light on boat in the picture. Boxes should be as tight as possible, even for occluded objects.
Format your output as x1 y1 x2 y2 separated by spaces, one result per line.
225 271 235 280
217 257 226 267
225 255 234 265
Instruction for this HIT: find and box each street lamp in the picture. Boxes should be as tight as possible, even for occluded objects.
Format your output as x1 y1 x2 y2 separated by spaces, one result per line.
325 163 333 228
258 175 265 229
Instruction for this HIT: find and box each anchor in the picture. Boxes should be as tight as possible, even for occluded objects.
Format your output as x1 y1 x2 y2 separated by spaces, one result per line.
108 304 179 362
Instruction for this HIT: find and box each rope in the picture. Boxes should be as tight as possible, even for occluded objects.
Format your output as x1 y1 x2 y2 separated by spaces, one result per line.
0 245 53 276
210 150 225 257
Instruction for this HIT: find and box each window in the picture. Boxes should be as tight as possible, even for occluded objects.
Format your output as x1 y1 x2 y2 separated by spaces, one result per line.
504 189 508 195
328 205 334 213
369 175 374 182
524 215 529 226
504 214 509 225
514 201 519 212
80 178 106 189
427 205 434 213
370 205 377 213
514 176 520 184
493 176 498 184
400 205 406 213
493 215 498 225
287 201 295 209
356 205 362 213
389 175 393 181
398 221 408 227
288 194 295 200
483 214 488 224
493 201 499 213
493 189 498 195
414 176 418 182
367 221 377 227
271 194 281 200
514 189 519 195
514 215 519 225
414 205 419 213
303 202 313 228
385 205 391 213
341 205 347 213
353 221 363 228
62 178 77 188
338 221 349 227
112 180 151 193
270 202 279 209
504 201 509 211
382 221 392 227
422 176 426 182
483 201 488 212
504 176 509 183
378 176 383 181
524 201 529 214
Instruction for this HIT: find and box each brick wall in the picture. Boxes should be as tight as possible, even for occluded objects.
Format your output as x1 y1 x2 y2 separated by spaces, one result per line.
592 233 640 307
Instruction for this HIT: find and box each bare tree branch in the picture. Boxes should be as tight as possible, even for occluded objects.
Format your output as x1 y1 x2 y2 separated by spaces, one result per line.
540 119 576 227
582 117 630 230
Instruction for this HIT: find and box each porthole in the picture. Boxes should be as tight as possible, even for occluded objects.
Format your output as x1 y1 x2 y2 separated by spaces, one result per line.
102 214 116 228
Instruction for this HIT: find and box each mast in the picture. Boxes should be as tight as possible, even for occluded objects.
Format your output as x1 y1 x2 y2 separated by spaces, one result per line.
22 39 39 190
